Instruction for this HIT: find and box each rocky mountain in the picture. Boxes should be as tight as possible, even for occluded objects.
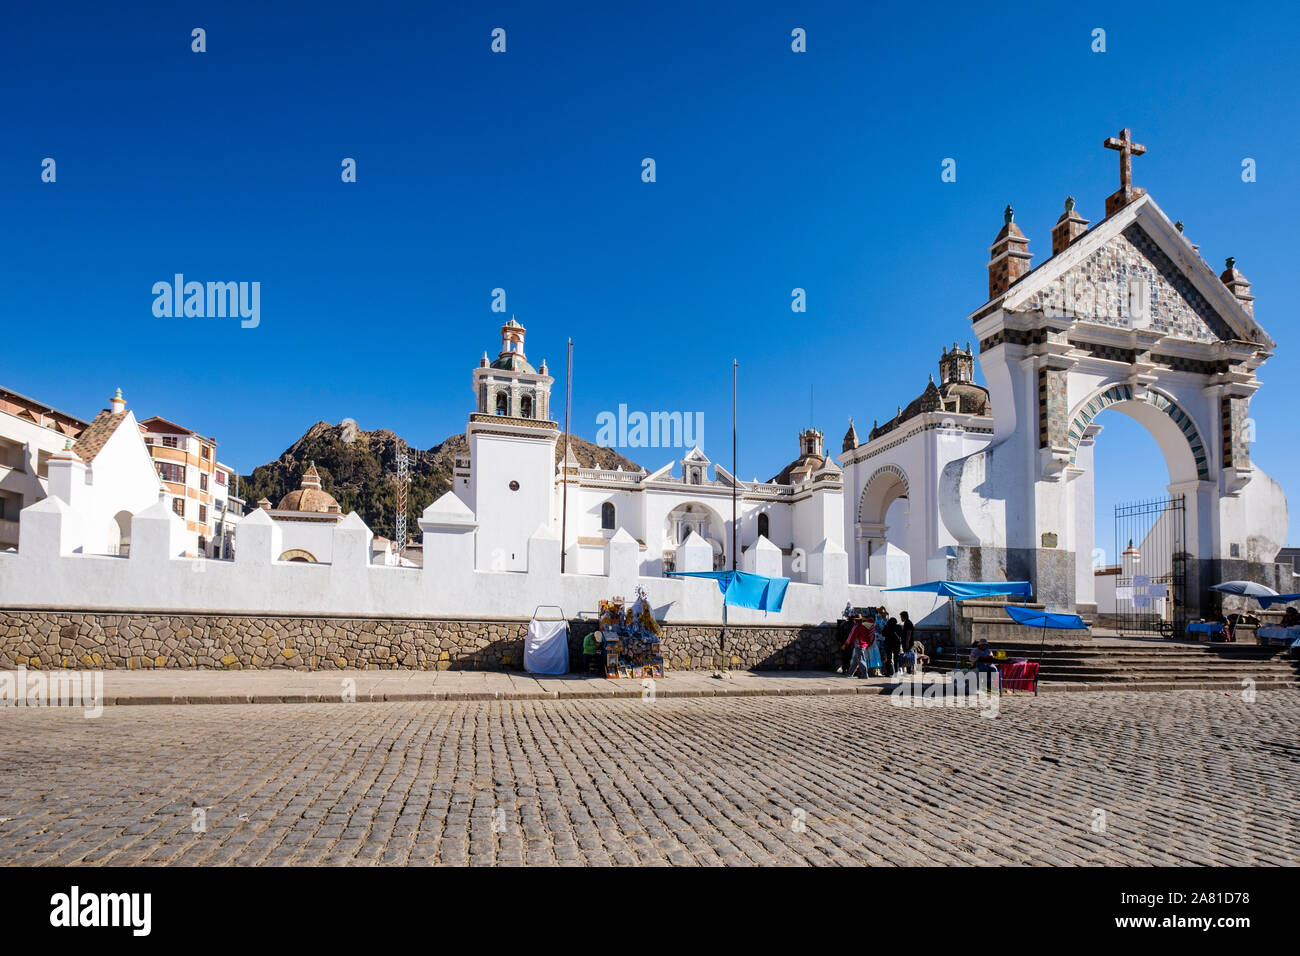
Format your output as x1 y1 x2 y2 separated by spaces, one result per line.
238 420 643 541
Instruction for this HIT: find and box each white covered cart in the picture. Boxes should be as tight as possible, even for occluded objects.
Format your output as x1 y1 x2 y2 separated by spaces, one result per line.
523 605 570 675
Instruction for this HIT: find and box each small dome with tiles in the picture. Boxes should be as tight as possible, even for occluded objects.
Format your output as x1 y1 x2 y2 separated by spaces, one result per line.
276 462 342 513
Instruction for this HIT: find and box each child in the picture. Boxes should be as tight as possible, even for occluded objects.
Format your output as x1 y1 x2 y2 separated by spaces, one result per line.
582 630 604 675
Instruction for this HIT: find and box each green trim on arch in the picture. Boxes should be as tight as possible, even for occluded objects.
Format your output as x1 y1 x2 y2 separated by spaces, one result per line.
1065 384 1209 480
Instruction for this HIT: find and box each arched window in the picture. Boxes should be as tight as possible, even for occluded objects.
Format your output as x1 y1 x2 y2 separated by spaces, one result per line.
601 501 616 531
757 513 769 540
521 395 533 419
495 391 508 416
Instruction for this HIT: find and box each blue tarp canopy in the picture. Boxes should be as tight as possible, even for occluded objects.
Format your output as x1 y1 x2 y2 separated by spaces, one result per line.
1004 605 1088 630
1255 593 1300 609
666 570 790 613
883 580 1033 601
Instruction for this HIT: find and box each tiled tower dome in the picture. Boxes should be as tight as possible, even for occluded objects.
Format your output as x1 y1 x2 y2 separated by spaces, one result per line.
276 462 342 513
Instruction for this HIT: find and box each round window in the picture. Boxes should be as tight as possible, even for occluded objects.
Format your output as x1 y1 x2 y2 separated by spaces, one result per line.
509 480 520 491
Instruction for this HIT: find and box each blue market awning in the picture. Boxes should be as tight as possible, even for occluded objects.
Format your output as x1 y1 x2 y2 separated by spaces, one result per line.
883 580 1033 601
1004 605 1088 630
1256 592 1300 609
665 570 790 613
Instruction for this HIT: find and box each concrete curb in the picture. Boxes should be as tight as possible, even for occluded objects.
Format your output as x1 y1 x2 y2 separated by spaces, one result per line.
70 680 1299 707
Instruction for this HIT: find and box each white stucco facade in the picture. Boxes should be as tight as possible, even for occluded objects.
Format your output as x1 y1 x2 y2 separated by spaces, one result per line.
4 140 1295 631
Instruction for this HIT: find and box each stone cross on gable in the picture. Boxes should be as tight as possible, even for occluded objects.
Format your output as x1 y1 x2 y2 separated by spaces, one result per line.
1103 128 1147 216
1104 128 1146 193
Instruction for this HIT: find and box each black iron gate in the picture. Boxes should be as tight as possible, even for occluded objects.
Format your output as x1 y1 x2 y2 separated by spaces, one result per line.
1114 495 1186 638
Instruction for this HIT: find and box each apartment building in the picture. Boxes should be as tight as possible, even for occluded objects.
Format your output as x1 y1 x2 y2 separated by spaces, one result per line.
0 386 89 550
137 416 227 557
210 461 244 558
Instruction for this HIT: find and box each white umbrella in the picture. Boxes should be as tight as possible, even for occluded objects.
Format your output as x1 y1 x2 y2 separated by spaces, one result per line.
1210 581 1279 598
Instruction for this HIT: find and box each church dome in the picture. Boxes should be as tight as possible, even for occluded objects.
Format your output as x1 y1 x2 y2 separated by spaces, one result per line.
276 463 342 513
769 428 831 485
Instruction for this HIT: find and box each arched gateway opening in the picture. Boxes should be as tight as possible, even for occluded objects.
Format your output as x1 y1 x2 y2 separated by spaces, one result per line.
856 465 911 586
1069 384 1211 634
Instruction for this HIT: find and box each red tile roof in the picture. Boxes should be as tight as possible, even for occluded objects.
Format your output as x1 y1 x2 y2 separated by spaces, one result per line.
72 410 130 463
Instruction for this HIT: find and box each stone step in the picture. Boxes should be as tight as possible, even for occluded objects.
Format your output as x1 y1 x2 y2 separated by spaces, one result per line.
946 646 1290 661
927 663 1297 678
938 653 1296 666
1038 678 1299 693
928 653 1297 668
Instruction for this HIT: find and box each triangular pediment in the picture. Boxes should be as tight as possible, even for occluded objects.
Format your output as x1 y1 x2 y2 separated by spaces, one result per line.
977 195 1273 349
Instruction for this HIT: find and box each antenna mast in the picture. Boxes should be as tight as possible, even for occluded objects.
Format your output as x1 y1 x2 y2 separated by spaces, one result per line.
395 438 409 556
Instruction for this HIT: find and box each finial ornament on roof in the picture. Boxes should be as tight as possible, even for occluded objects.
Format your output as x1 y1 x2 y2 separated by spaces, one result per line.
1175 221 1184 233
1225 256 1236 271
1064 196 1075 213
1003 205 1014 225
113 387 122 400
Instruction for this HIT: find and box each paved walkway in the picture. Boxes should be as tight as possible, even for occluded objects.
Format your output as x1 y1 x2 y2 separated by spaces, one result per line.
1 691 1296 865
61 669 878 705
8 666 1295 706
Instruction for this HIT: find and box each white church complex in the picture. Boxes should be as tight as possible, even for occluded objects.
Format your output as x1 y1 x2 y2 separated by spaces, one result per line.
0 130 1294 660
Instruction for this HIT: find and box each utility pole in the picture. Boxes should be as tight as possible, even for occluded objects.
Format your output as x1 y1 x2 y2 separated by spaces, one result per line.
561 338 573 573
731 359 738 572
395 439 409 556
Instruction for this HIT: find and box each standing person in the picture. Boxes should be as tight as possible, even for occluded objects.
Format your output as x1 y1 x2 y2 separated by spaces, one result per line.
864 612 883 677
838 608 855 673
842 616 873 679
883 617 903 677
900 610 915 651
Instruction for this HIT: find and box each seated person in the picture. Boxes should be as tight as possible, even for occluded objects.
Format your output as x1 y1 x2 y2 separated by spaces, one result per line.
1282 606 1300 629
968 639 998 672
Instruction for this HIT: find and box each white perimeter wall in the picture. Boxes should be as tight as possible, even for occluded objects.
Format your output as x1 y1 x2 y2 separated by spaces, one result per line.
0 503 950 630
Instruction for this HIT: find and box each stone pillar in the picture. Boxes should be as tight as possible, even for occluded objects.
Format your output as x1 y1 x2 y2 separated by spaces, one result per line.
419 491 477 577
331 512 373 569
527 523 561 577
18 494 78 558
808 537 848 587
868 541 911 588
607 528 640 587
45 445 86 509
130 492 188 563
742 535 783 578
677 532 713 573
235 505 282 566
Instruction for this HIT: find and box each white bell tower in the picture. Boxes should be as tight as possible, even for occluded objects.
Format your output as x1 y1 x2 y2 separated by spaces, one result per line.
465 318 558 571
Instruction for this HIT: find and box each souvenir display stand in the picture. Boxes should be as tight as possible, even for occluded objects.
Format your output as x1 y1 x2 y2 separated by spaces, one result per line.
595 587 664 679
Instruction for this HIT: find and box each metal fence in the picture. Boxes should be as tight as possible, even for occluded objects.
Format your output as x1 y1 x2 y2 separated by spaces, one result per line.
1114 495 1186 637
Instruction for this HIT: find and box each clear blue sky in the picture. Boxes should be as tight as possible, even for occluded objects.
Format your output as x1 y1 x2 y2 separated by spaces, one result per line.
3 0 1298 544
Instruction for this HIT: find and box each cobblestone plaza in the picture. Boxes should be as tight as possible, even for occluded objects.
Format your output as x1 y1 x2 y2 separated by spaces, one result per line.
1 690 1296 866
